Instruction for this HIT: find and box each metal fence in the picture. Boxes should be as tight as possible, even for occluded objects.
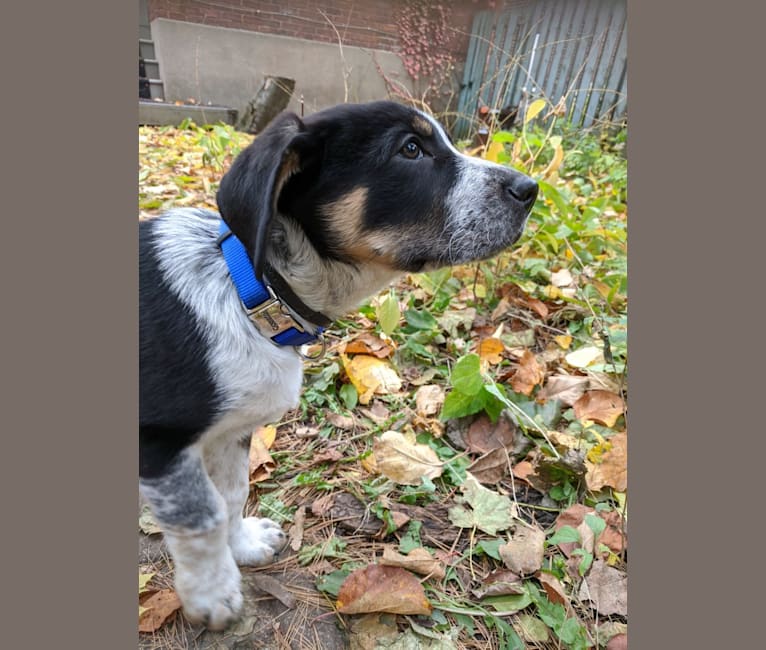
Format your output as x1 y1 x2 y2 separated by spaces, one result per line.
454 0 627 138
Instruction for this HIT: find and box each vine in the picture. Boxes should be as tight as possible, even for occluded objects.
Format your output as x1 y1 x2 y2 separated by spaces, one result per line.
394 0 456 104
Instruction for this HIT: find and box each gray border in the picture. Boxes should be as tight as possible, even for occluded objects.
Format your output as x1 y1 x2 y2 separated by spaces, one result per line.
629 1 761 647
3 0 137 644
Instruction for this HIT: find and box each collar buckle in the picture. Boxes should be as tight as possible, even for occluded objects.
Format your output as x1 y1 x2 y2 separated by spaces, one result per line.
245 285 305 338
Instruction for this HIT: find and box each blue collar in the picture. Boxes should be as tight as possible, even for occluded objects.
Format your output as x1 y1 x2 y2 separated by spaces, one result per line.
217 221 324 347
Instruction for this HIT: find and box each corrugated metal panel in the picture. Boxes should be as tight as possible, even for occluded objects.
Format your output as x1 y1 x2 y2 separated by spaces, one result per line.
455 0 627 137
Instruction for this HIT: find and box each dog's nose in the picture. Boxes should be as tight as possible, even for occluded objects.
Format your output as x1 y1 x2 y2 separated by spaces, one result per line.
503 174 538 207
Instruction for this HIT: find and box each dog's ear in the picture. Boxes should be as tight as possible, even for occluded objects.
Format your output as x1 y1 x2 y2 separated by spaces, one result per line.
216 111 320 277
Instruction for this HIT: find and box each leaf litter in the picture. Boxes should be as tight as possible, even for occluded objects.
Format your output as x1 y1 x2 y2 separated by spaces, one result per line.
139 120 628 648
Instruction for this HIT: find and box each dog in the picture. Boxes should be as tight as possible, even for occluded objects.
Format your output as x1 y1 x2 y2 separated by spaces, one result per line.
139 100 538 629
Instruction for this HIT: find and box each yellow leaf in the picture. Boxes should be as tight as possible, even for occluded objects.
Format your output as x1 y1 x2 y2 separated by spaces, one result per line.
554 334 572 350
256 424 277 448
524 99 547 125
342 354 402 405
139 572 155 594
483 140 505 163
542 285 563 300
543 142 565 178
478 337 505 365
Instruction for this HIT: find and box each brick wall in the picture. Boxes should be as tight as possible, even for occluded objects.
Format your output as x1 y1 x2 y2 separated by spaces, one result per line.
147 0 480 57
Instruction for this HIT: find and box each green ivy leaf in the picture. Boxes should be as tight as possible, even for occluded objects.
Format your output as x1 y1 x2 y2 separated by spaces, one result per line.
547 525 581 546
440 388 487 420
450 354 483 395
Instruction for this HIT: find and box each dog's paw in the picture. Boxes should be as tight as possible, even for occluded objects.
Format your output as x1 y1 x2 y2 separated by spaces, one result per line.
175 553 243 631
229 517 287 566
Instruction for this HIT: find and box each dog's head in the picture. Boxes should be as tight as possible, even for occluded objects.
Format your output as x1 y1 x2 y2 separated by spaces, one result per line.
217 101 537 275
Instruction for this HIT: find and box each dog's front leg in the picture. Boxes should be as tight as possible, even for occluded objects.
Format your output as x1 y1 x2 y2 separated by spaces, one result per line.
204 432 287 566
139 448 243 630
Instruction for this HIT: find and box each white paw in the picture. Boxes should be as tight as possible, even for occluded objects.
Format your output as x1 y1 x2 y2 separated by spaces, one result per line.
229 517 287 566
175 551 243 631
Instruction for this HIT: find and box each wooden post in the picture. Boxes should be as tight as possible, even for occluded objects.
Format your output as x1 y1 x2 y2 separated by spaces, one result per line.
236 76 296 134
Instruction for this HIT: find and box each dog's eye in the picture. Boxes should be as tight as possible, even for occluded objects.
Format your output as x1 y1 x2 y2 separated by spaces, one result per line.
400 140 423 160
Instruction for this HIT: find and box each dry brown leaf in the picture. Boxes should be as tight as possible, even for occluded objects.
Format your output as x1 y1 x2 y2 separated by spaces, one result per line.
359 400 391 424
472 569 524 598
537 572 568 606
343 333 394 358
138 589 182 633
372 430 443 485
599 509 628 555
464 413 516 454
468 447 510 484
249 426 276 483
342 354 402 405
578 559 627 616
585 432 627 492
336 564 432 615
250 573 296 608
326 412 356 430
478 337 505 365
380 546 445 580
574 390 625 427
499 524 546 575
606 633 628 650
511 350 545 396
539 374 590 406
288 505 306 551
414 384 445 417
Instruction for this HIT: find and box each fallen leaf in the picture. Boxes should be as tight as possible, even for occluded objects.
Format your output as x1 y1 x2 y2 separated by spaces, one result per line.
468 447 510 484
342 355 402 405
249 426 276 483
606 633 628 650
288 505 306 551
538 374 589 406
511 350 545 396
250 573 296 609
472 569 524 598
380 546 446 580
361 400 391 423
326 412 356 430
516 613 550 643
565 345 604 369
551 268 574 287
463 413 516 454
537 572 568 606
585 432 627 492
554 504 627 558
478 337 505 365
138 589 182 632
499 524 546 575
349 614 399 649
573 390 625 427
554 334 573 349
139 504 162 535
448 474 516 535
372 430 443 485
337 564 432 615
415 384 445 417
578 559 627 616
344 333 394 358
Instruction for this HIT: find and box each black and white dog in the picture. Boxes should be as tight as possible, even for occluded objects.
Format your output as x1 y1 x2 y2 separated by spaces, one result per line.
139 101 537 629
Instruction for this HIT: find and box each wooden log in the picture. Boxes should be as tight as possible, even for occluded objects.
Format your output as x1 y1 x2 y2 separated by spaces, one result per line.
237 76 296 134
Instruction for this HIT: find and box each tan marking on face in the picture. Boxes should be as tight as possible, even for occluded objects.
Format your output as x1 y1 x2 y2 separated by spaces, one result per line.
412 116 433 137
